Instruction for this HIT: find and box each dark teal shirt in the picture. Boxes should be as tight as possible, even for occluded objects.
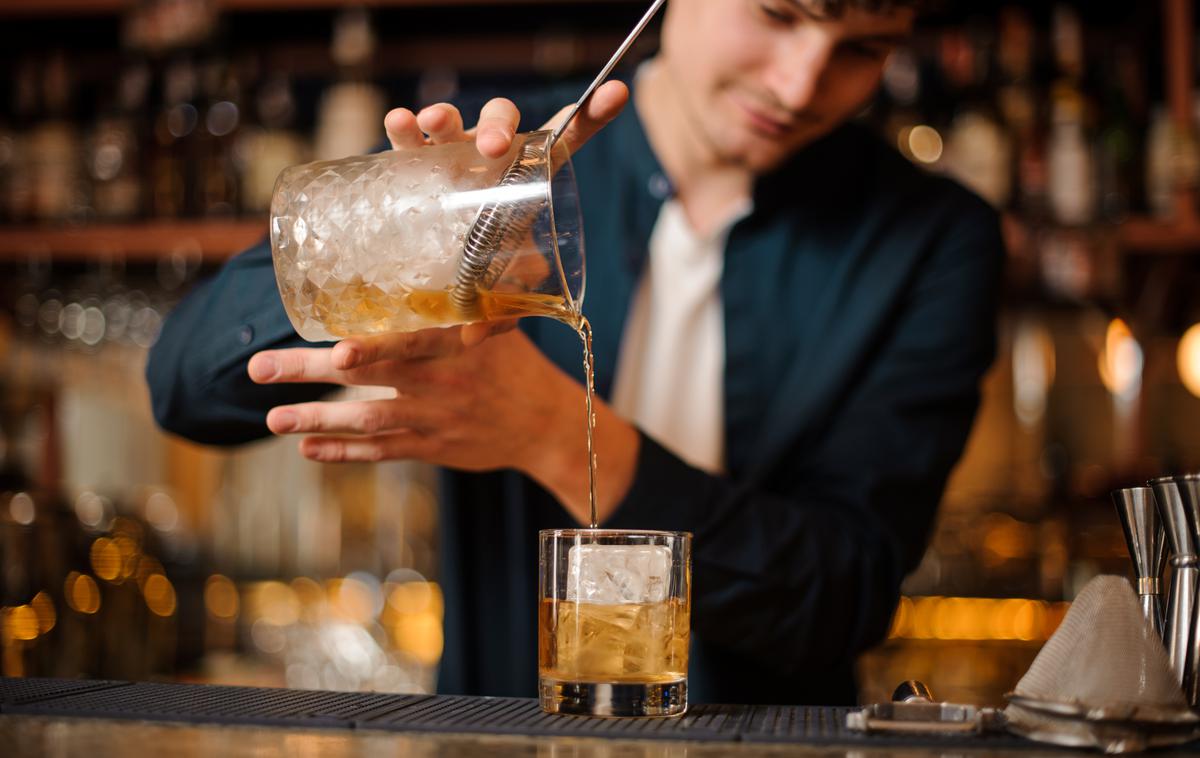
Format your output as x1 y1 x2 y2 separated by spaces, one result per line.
147 87 1003 705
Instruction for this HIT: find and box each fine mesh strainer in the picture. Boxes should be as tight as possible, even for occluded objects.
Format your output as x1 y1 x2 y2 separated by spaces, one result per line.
1004 575 1200 753
450 0 666 315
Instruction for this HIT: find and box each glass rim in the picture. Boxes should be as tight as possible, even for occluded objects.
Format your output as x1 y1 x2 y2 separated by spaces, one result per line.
539 528 692 540
533 129 585 316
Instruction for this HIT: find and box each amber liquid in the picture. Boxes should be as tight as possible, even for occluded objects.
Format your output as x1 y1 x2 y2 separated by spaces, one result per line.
298 278 574 338
408 288 598 528
538 597 690 684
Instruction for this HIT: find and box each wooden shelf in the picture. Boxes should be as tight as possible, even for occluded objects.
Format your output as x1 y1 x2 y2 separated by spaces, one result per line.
0 221 266 262
4 212 1200 263
1118 216 1200 254
0 0 639 17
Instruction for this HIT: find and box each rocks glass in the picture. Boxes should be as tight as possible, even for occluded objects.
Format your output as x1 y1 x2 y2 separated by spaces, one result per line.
538 529 692 717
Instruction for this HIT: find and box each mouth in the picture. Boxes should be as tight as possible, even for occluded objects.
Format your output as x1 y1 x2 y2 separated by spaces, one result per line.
728 92 796 138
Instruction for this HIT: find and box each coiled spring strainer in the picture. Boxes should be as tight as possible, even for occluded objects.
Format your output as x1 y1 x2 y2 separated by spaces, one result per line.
449 0 666 317
450 139 546 315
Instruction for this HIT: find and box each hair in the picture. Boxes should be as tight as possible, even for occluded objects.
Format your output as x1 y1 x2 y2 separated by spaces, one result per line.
805 0 934 17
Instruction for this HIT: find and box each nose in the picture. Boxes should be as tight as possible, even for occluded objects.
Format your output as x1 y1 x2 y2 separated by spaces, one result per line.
764 28 835 112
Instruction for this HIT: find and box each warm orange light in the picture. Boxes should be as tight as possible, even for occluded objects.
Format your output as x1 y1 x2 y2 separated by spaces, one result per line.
887 596 915 638
906 125 944 164
90 538 122 582
204 575 240 620
888 595 1068 641
31 591 56 634
135 555 165 590
389 612 444 665
1179 324 1200 398
981 514 1035 566
248 581 300 626
386 581 440 615
329 577 377 625
1098 318 1143 396
65 572 101 614
4 605 39 641
291 577 325 622
112 535 140 580
142 574 177 617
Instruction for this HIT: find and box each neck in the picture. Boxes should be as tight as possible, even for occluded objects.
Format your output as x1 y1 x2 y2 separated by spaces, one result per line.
636 59 752 235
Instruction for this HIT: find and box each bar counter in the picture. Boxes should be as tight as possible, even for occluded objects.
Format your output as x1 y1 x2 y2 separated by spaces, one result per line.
0 677 1194 757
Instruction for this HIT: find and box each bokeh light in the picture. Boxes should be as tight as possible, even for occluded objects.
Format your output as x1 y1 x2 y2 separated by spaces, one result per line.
142 574 177 617
31 591 56 634
65 572 101 614
8 492 35 525
248 581 300 626
1098 318 1143 397
905 125 944 164
204 575 240 620
4 605 39 641
1179 324 1200 398
889 595 1066 641
90 538 122 582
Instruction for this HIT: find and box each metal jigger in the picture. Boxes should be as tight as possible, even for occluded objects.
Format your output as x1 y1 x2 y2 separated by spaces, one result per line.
1177 473 1200 706
1114 486 1167 636
1151 476 1197 697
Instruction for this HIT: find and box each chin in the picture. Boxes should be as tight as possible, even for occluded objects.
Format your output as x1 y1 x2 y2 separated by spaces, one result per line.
721 120 831 172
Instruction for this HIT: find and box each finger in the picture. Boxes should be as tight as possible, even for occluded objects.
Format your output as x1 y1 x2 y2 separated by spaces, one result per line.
267 399 438 436
460 319 519 347
249 348 343 385
475 97 521 159
416 103 468 145
385 108 425 150
542 80 629 155
299 431 432 463
332 327 464 370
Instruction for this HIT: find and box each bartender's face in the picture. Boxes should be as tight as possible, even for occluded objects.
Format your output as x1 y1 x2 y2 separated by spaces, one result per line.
659 0 914 171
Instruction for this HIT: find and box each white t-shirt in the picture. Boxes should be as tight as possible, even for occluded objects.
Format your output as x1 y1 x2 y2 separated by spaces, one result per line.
610 197 751 474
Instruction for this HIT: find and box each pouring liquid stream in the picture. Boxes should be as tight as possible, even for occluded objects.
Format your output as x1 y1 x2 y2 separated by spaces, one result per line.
405 288 600 529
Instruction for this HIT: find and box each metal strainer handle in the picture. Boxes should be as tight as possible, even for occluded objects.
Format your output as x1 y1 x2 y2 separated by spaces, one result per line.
451 0 667 315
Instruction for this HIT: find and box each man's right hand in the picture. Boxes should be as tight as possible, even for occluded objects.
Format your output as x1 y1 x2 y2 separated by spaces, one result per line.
382 79 630 159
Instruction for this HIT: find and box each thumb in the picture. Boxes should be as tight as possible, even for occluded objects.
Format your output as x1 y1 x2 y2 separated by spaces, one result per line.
541 80 629 155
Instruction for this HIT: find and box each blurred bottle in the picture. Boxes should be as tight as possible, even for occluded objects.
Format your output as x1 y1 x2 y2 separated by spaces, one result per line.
150 58 200 218
195 56 243 217
940 20 1013 210
236 72 309 215
1146 94 1200 221
1045 6 1094 227
29 52 88 223
313 9 385 161
88 63 150 221
2 59 39 224
1047 85 1095 226
1094 48 1139 223
995 6 1044 220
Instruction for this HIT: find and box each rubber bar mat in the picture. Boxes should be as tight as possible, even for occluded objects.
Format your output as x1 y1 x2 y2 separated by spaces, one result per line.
356 695 747 742
5 679 428 729
5 677 1183 750
0 677 130 709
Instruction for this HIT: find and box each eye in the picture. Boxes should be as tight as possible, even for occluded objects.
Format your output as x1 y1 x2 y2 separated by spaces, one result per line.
757 1 796 25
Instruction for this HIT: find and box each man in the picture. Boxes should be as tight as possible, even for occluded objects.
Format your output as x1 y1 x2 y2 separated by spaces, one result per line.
148 0 1003 705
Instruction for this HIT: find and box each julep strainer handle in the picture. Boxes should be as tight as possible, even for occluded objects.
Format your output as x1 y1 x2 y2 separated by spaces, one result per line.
450 0 667 316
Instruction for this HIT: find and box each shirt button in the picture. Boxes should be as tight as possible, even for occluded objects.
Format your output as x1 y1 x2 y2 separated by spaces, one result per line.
648 172 673 200
238 325 254 345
